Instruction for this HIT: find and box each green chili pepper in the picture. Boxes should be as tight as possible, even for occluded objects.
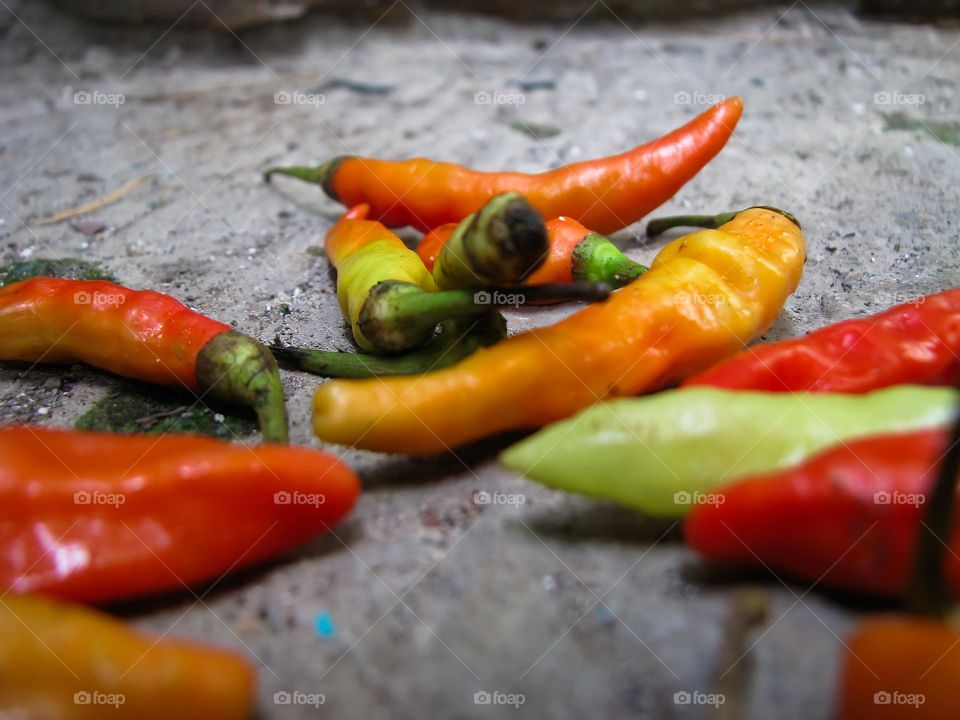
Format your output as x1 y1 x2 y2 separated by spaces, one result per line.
501 386 958 518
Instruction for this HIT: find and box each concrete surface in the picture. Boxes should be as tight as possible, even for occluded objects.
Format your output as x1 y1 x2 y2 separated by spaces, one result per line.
2 1 959 718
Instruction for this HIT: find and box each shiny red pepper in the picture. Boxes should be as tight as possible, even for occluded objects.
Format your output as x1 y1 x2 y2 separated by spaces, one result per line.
684 288 960 393
0 426 359 604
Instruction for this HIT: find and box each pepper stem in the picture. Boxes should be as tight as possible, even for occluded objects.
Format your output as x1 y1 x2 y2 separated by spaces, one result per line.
432 192 548 290
359 280 610 354
271 312 507 378
195 331 289 444
262 157 349 200
645 206 801 237
908 395 960 617
572 232 648 287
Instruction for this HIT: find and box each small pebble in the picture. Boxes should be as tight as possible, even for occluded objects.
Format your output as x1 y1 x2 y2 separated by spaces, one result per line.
314 611 337 639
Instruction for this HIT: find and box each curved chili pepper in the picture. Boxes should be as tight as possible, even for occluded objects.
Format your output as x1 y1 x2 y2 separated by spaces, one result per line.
420 216 647 289
683 426 960 596
430 192 548 289
265 97 743 233
271 312 507 378
0 277 287 443
328 204 607 354
311 206 805 453
502 385 956 517
1 593 254 719
0 425 359 603
683 287 960 393
836 392 960 719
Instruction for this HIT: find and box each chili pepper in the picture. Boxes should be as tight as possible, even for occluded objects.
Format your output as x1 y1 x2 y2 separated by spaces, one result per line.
420 216 647 289
327 204 609 354
683 426 960 597
429 192 548 289
311 206 805 453
271 312 506 378
836 392 960 720
502 385 956 517
0 593 254 719
0 425 359 603
0 277 288 443
683 287 960 393
265 97 743 234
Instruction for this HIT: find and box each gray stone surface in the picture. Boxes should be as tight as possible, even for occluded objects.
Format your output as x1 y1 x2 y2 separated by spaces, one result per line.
1 2 959 718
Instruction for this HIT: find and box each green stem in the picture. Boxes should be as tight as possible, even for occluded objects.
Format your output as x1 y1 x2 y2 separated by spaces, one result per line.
908 394 960 617
271 312 507 378
572 232 647 287
262 157 349 201
432 192 547 290
645 206 801 237
195 331 289 444
358 280 610 354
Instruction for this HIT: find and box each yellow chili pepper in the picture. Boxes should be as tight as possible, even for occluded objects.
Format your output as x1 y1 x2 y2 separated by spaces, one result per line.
312 206 806 453
0 594 254 719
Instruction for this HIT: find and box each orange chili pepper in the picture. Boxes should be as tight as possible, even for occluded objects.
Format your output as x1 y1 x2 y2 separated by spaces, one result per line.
419 216 646 288
265 97 743 233
0 278 287 442
0 425 359 603
312 206 805 453
0 593 254 719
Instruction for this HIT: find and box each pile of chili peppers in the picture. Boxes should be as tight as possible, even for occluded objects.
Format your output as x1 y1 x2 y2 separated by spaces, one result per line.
4 92 957 715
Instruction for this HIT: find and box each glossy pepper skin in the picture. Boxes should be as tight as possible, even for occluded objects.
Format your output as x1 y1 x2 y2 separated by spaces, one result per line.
419 216 647 289
685 288 960 392
0 277 288 443
684 428 960 597
502 385 956 517
266 98 743 234
0 426 359 604
312 206 805 453
0 594 254 719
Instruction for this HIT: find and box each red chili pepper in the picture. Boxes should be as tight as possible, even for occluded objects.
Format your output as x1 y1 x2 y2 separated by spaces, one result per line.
265 98 743 233
684 428 960 598
0 278 288 442
0 425 359 604
683 288 960 393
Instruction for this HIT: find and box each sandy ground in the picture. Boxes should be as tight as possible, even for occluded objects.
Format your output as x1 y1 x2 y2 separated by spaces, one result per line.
1 1 959 718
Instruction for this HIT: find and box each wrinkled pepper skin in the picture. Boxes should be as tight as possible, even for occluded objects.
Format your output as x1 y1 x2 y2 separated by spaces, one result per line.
291 98 742 233
0 277 228 388
326 203 438 351
838 618 960 720
685 288 960 392
0 426 359 604
312 207 805 453
502 386 956 517
0 594 254 719
685 428 960 596
0 277 289 443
